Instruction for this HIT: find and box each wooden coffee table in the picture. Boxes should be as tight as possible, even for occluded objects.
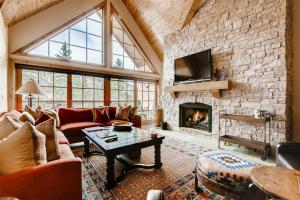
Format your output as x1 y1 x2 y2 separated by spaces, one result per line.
82 126 165 189
250 166 300 200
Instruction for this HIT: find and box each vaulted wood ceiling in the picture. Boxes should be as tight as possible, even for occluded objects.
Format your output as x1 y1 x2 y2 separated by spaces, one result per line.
123 0 205 61
0 0 63 26
1 0 206 61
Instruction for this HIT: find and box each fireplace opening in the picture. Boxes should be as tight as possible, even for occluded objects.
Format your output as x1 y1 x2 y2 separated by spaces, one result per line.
179 102 212 132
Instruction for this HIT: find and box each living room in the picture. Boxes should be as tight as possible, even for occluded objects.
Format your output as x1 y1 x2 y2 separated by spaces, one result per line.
0 0 300 199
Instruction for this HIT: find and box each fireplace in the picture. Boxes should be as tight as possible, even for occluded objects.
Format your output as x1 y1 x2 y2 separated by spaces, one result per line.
179 102 212 132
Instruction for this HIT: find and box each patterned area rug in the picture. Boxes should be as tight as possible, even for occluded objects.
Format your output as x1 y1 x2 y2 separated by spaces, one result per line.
72 136 224 200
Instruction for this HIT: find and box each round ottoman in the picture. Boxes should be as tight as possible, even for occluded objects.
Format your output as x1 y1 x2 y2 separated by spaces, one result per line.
195 151 264 199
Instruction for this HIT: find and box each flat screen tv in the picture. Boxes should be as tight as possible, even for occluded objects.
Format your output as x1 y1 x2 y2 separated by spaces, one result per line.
174 49 212 84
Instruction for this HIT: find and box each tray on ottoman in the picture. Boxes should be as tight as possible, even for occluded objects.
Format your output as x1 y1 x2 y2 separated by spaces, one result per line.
195 151 264 200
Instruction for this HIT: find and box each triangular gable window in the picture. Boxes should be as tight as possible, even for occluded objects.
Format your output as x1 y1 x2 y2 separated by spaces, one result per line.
111 14 153 72
27 9 104 65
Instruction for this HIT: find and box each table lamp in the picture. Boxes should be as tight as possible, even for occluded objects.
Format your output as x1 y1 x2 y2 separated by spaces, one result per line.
15 80 45 107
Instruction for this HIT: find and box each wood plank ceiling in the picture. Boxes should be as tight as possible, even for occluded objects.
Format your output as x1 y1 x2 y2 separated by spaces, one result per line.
0 0 63 26
123 0 204 61
0 0 205 61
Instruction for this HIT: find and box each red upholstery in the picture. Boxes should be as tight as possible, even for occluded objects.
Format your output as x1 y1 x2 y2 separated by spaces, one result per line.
58 108 93 125
60 121 105 132
0 157 82 200
58 107 141 143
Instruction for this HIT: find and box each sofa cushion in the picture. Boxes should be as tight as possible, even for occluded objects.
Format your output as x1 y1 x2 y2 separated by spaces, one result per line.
57 130 69 145
0 117 18 140
106 106 117 120
0 122 47 175
19 111 35 125
92 108 110 123
36 118 61 161
35 111 51 125
59 144 75 159
116 105 131 121
60 121 105 133
58 108 93 125
0 110 21 121
24 105 41 119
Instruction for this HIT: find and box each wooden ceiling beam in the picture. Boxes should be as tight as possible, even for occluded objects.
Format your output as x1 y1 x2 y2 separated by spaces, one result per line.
181 0 207 29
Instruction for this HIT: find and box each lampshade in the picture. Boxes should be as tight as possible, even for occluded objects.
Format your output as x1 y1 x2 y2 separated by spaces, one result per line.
16 80 45 95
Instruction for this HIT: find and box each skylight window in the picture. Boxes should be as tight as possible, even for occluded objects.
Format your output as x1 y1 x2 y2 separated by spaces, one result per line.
27 9 104 65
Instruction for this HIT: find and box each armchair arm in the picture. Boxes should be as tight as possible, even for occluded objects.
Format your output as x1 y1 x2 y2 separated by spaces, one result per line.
130 115 142 128
0 158 82 200
277 142 300 155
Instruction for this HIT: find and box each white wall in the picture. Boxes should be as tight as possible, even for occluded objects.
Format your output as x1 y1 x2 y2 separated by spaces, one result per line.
293 0 300 141
0 12 8 111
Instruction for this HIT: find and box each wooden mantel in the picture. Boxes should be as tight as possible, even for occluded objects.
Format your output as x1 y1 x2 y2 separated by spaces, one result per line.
169 80 231 98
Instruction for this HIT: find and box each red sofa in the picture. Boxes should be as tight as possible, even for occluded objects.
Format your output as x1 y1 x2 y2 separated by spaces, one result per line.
58 107 141 143
0 131 82 200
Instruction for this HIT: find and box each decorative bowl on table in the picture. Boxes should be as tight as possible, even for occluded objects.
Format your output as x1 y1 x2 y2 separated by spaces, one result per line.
112 122 133 131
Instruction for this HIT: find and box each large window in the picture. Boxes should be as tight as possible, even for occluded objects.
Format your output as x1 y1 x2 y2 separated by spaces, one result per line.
111 14 152 72
110 78 134 106
72 75 104 108
22 69 67 109
28 10 104 65
137 81 156 120
19 68 157 120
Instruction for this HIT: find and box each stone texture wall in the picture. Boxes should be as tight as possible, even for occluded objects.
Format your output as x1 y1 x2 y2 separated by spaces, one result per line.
162 0 292 145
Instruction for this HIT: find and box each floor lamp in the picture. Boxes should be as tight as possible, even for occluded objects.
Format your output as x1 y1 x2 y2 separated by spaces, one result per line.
16 80 45 107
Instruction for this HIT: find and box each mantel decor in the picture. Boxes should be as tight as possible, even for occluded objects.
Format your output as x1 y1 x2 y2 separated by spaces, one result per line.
168 80 231 98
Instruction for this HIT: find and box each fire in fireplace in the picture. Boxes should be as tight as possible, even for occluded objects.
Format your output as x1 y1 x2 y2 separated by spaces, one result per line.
179 102 212 132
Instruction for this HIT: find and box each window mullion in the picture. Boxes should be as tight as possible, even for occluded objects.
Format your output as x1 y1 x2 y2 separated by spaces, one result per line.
104 0 112 68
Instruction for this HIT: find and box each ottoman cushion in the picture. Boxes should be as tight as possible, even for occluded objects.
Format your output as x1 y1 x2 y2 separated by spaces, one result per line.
196 151 258 188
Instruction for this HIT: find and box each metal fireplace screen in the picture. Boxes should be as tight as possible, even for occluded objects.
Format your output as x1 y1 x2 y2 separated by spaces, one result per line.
179 102 212 132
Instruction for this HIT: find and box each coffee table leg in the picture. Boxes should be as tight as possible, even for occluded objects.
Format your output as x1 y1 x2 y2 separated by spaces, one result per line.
83 137 90 158
106 155 116 189
154 144 162 169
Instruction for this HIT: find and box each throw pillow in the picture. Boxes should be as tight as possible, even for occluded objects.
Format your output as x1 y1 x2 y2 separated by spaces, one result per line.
0 110 21 121
92 108 110 123
25 105 42 119
43 109 60 127
36 118 61 161
0 117 18 140
115 105 131 121
35 111 51 125
0 122 47 175
19 111 35 125
129 107 138 119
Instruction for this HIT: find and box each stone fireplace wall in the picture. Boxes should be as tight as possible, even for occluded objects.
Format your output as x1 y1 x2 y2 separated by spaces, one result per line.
162 0 293 145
